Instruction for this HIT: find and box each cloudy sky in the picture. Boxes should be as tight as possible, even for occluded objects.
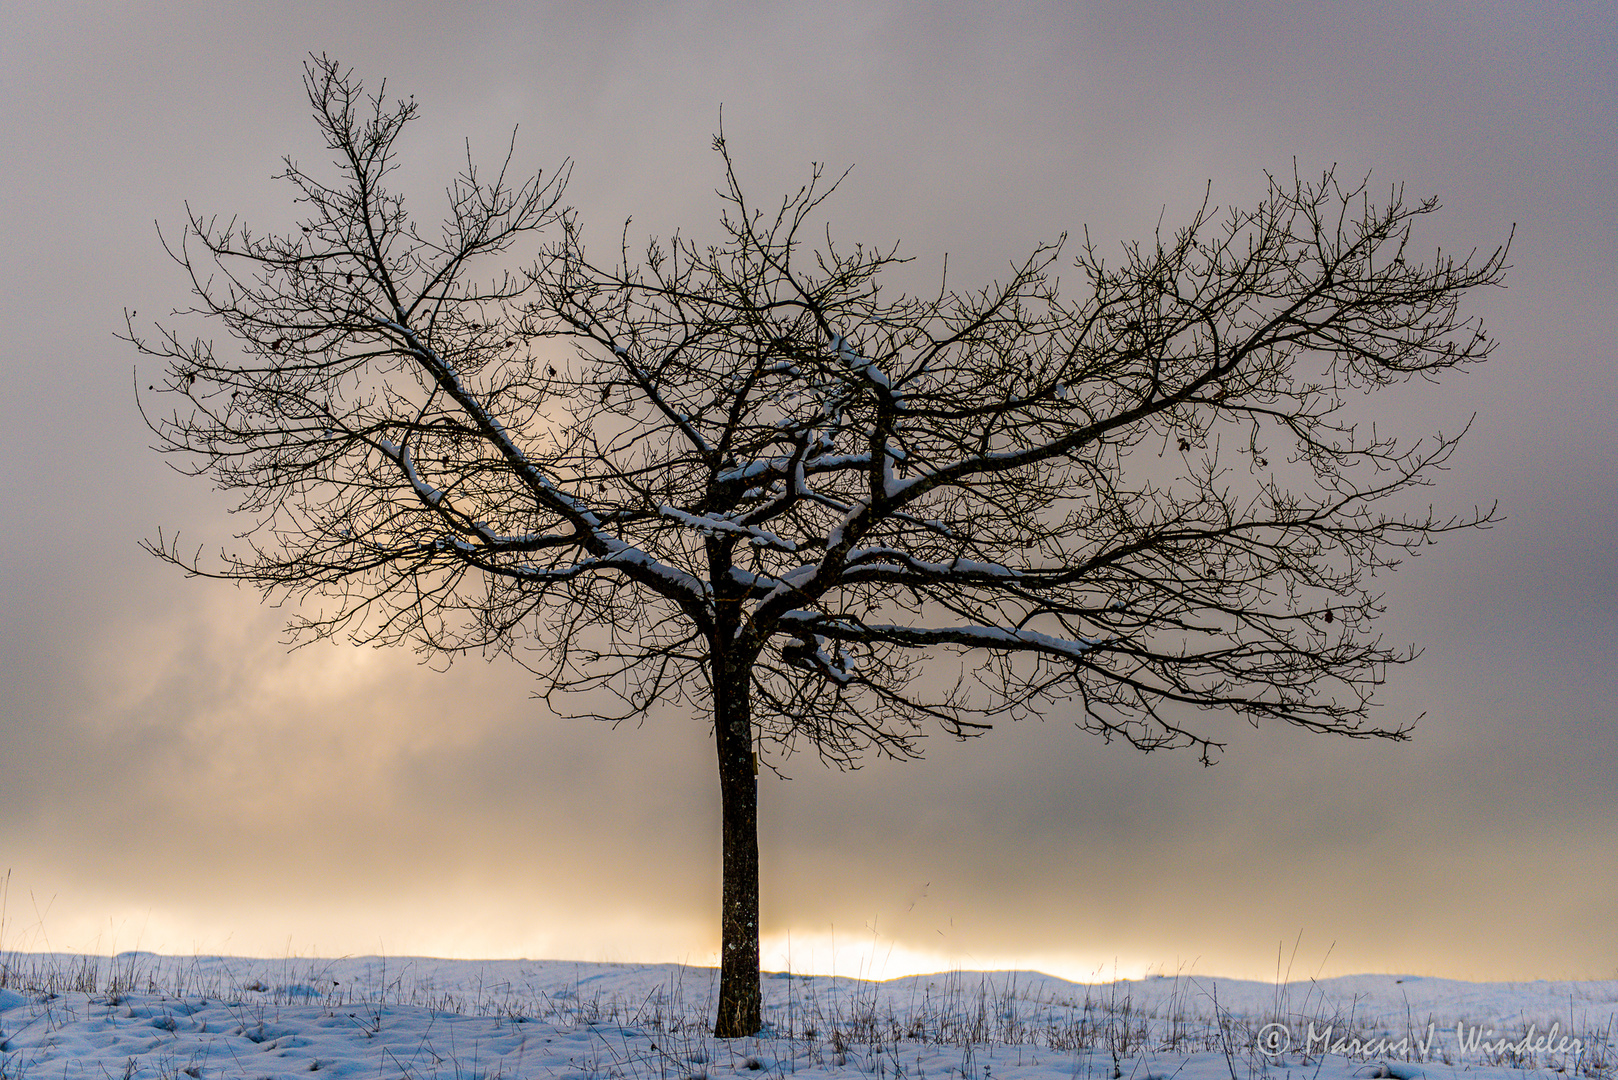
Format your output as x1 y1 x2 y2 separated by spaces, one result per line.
1 1 1613 984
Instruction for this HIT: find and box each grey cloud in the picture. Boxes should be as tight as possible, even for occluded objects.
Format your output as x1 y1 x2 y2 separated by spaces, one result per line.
1 0 1611 981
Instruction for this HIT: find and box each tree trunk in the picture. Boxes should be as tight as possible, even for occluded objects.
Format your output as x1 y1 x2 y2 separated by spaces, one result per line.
712 656 762 1038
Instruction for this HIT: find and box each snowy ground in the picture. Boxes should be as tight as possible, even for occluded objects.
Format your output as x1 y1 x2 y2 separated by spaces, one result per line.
1 953 1613 1080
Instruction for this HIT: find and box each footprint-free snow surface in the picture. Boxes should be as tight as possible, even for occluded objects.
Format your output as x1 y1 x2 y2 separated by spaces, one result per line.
1 954 1613 1080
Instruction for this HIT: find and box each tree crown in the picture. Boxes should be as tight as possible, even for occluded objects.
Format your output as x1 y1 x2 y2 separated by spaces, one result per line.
130 56 1509 768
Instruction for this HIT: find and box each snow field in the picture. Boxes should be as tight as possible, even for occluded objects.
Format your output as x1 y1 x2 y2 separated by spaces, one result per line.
0 954 1613 1080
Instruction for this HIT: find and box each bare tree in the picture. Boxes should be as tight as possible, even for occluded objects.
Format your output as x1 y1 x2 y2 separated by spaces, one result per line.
128 57 1509 1037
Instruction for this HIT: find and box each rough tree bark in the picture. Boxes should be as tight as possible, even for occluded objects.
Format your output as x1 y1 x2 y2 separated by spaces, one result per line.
713 652 762 1037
